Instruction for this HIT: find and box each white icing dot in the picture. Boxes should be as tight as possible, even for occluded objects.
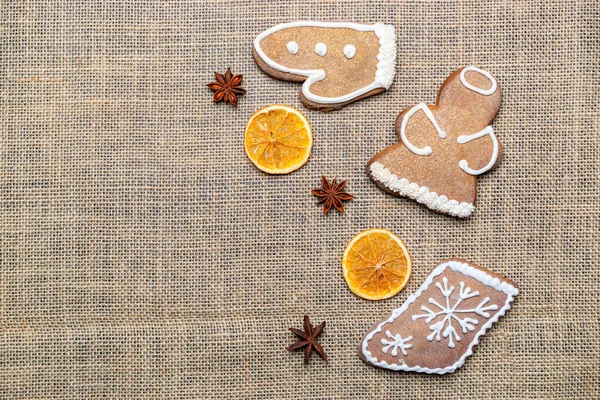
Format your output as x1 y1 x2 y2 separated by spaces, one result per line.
286 41 299 55
314 42 327 57
343 44 356 59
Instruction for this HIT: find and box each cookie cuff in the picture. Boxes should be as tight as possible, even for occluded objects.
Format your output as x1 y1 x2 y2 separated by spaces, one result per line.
372 23 397 89
369 162 476 218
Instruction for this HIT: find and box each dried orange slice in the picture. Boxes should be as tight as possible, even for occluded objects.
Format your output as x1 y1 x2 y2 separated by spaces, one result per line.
342 229 412 300
244 105 313 174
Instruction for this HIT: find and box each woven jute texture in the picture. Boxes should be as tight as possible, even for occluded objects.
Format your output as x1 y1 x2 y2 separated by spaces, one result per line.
1 1 599 399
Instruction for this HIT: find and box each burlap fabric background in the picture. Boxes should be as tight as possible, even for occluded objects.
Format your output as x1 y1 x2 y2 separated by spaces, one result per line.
2 1 599 399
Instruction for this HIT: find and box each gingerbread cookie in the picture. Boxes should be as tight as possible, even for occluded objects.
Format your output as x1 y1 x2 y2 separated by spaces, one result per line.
253 22 397 111
360 258 518 374
367 66 502 217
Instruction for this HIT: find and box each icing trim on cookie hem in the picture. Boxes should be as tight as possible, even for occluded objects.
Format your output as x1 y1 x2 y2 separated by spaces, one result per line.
361 259 519 374
369 162 475 218
254 21 397 104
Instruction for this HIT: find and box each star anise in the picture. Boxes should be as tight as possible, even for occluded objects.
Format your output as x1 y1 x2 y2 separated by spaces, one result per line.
287 315 327 364
312 176 354 215
207 68 246 106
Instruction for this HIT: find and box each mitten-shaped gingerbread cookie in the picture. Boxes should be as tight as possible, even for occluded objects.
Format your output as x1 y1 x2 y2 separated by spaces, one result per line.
253 22 396 111
360 259 518 374
367 67 502 217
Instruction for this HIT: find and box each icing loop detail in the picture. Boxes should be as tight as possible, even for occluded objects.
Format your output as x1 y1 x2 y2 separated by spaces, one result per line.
460 66 497 96
343 44 356 59
286 41 299 55
314 42 327 56
457 126 499 175
400 103 446 156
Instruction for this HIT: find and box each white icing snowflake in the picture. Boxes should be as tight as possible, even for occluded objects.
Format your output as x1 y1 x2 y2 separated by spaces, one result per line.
412 277 499 348
381 331 413 356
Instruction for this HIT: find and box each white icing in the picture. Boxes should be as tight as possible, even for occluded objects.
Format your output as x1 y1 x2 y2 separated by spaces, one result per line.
457 126 499 175
381 331 413 356
253 22 397 104
369 162 475 218
286 41 299 55
460 66 497 96
361 260 519 374
314 42 327 56
400 103 446 156
343 44 356 59
412 277 499 348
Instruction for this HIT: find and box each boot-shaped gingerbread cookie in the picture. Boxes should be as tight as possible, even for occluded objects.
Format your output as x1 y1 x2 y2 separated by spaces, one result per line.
367 67 502 217
360 258 518 374
253 22 396 111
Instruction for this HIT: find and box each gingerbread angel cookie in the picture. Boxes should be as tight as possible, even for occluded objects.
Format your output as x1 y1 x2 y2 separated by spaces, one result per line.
367 67 502 217
360 258 518 374
253 22 397 111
